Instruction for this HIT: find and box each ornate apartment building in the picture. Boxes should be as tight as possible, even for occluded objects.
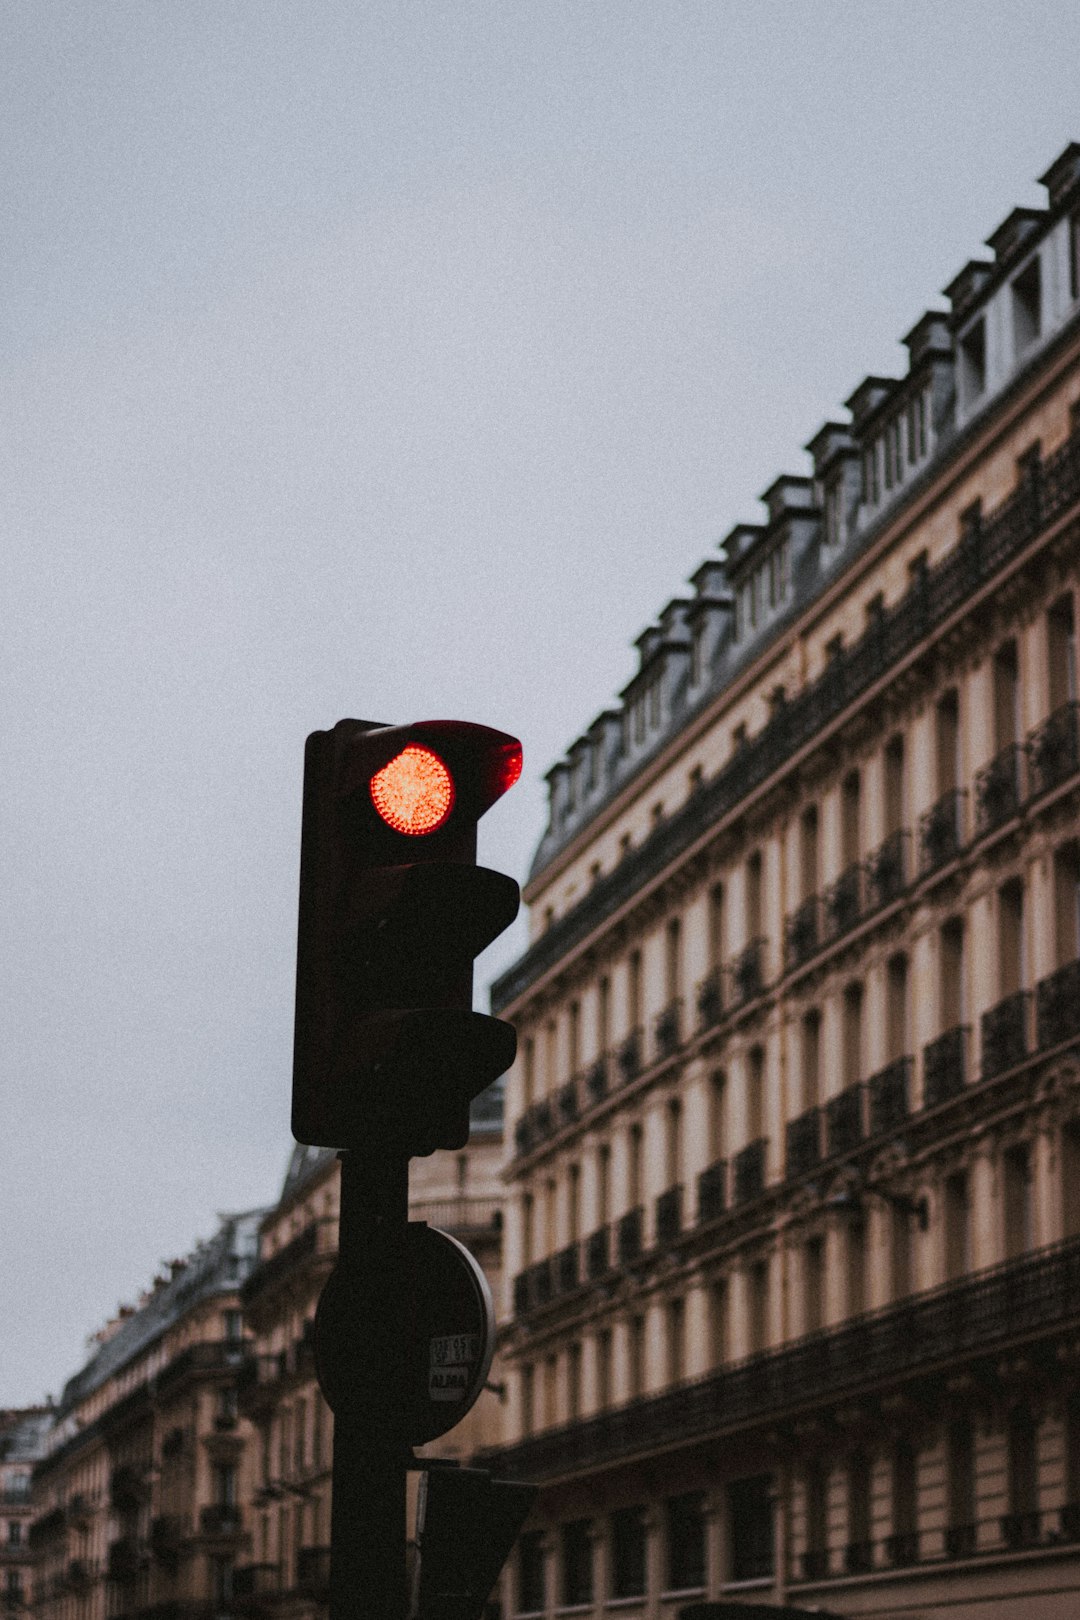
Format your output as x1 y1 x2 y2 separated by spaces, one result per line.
2 1410 50 1616
481 146 1080 1620
28 1212 263 1620
233 1087 507 1620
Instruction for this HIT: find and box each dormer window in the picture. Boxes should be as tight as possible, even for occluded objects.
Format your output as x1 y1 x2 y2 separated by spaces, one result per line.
823 477 843 548
1012 255 1042 353
907 388 929 466
735 539 791 640
690 621 705 686
883 417 901 492
648 674 662 730
959 317 987 405
862 443 879 506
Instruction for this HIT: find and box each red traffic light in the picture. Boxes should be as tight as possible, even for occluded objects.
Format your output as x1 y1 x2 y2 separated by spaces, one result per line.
370 744 455 835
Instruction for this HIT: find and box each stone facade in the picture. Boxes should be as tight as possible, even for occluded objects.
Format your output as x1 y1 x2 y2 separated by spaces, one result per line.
1 1410 49 1616
483 145 1080 1619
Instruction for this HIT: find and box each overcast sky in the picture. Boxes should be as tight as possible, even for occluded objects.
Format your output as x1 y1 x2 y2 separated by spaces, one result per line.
4 2 1080 1406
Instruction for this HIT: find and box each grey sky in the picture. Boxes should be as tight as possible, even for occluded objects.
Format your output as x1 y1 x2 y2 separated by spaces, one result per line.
3 1 1079 1405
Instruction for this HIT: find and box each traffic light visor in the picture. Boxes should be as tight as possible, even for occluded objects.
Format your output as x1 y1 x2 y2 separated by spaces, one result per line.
370 744 454 835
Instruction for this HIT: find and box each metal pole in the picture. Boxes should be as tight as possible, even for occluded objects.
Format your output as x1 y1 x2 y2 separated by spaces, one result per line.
329 1146 409 1620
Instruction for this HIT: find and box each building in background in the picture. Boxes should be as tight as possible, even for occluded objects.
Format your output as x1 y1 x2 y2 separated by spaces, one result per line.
234 1084 506 1620
481 145 1080 1619
2 1410 50 1615
29 1211 263 1620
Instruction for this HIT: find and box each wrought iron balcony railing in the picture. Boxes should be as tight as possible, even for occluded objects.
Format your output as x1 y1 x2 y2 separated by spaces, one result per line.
696 967 724 1030
733 1138 767 1205
1036 957 1080 1049
865 828 909 910
616 1028 643 1085
478 1233 1080 1485
585 1054 608 1103
555 1242 580 1293
867 1056 911 1136
730 938 766 1006
784 897 820 970
823 863 863 940
1027 700 1080 797
585 1225 611 1279
922 1024 968 1108
617 1207 644 1264
980 990 1030 1079
974 743 1025 835
558 1078 580 1126
785 1107 822 1177
825 1084 863 1158
919 789 966 875
655 1185 683 1246
654 999 682 1059
697 1160 727 1224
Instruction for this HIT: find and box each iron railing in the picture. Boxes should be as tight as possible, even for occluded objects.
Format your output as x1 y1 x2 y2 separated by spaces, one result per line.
784 898 820 970
867 1056 911 1136
730 939 766 1006
617 1207 644 1264
654 999 682 1059
696 968 724 1030
980 990 1030 1079
655 1186 683 1246
786 1107 822 1177
823 863 863 940
733 1138 767 1205
919 789 966 875
1027 701 1080 796
697 1160 727 1224
865 829 909 910
1036 958 1080 1049
923 1024 968 1108
974 743 1024 835
825 1085 863 1157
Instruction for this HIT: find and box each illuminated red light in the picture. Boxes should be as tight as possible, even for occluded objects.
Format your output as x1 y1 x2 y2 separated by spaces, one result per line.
370 745 455 835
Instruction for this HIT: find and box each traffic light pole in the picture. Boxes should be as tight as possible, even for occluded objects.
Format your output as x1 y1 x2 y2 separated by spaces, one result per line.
329 1146 409 1620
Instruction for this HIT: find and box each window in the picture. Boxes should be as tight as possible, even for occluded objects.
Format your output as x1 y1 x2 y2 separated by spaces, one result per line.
746 850 763 939
597 1142 611 1224
223 1309 243 1343
522 1037 535 1109
628 1123 643 1207
800 806 819 901
667 1297 686 1383
804 1236 824 1333
611 1507 647 1598
941 916 966 1028
747 1046 765 1140
1053 843 1080 965
567 1163 581 1243
936 689 960 794
1048 594 1077 708
848 1450 872 1558
892 1440 918 1548
862 444 879 506
824 477 843 547
1003 1143 1033 1260
841 770 861 867
805 1462 828 1570
847 1214 866 1317
945 1171 971 1281
842 982 863 1089
561 1519 593 1607
1012 255 1042 353
959 317 987 404
802 1010 821 1108
665 1098 683 1185
628 950 643 1030
518 1530 546 1614
993 640 1020 749
596 1329 612 1410
521 1364 535 1437
709 1279 728 1365
891 1202 912 1299
884 733 905 837
6 1523 21 1548
998 879 1025 998
665 916 682 1004
708 884 725 968
748 1258 769 1354
690 622 705 686
886 954 909 1064
567 1341 582 1421
729 1475 774 1581
947 1418 976 1536
568 1000 580 1075
629 1314 646 1399
709 1071 727 1160
907 388 928 465
665 1492 706 1591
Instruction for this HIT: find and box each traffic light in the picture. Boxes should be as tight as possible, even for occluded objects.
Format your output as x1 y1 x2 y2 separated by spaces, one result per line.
292 718 522 1157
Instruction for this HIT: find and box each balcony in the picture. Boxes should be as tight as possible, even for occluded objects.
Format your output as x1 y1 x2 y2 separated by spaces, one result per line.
654 999 682 1059
530 1257 553 1308
697 1160 727 1223
919 789 966 875
655 1185 682 1246
922 1024 968 1108
980 990 1030 1078
867 1056 911 1136
696 968 724 1030
823 863 863 941
534 1099 554 1139
513 1115 534 1157
555 1242 580 1293
865 829 909 910
825 1085 863 1157
616 1029 643 1086
975 744 1024 835
730 939 766 1007
107 1539 142 1583
733 1138 766 1205
66 1493 91 1528
1027 701 1080 796
558 1078 579 1126
477 1232 1080 1486
584 1055 608 1104
109 1468 146 1514
585 1225 610 1279
785 1107 821 1177
617 1207 644 1264
295 1545 331 1597
784 897 820 971
199 1504 242 1538
1036 958 1080 1049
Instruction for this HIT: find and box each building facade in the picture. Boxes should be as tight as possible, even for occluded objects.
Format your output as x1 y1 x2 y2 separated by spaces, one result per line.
29 1211 263 1620
2 1410 50 1616
234 1087 507 1620
482 146 1080 1619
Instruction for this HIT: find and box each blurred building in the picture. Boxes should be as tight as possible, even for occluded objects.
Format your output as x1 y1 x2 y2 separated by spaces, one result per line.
1 1409 50 1614
480 146 1080 1618
29 1211 263 1620
234 1083 506 1620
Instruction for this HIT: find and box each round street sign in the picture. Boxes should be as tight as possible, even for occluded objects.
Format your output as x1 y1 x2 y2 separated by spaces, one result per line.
314 1222 495 1447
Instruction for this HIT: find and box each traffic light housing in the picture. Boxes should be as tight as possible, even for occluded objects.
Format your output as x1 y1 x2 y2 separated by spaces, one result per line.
413 1467 538 1620
292 718 522 1157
